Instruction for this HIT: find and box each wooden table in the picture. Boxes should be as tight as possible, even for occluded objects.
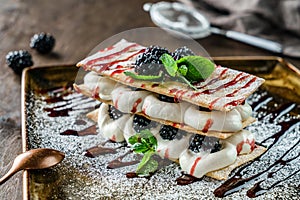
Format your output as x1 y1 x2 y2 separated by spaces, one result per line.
0 0 299 199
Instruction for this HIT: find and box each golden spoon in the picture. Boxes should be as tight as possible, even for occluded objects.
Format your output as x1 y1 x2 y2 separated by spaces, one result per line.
0 148 65 185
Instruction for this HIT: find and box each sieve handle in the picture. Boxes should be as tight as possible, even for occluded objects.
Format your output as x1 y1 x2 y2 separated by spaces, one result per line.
210 27 283 53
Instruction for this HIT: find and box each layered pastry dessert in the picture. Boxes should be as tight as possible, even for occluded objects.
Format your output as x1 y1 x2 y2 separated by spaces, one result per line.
74 39 266 180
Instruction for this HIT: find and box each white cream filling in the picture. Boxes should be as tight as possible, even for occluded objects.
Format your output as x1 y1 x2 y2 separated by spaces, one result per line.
123 116 136 143
184 105 243 132
83 71 99 89
236 102 252 121
156 133 191 161
179 142 237 178
225 129 255 155
98 103 130 142
111 84 151 113
84 71 117 100
142 94 190 123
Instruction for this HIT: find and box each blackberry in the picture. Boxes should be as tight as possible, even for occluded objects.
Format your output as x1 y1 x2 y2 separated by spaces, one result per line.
30 32 55 54
132 115 157 133
108 105 123 120
128 86 143 91
188 134 222 153
6 50 33 75
134 46 171 76
159 125 187 140
198 106 211 112
210 141 222 153
158 94 178 103
172 46 195 60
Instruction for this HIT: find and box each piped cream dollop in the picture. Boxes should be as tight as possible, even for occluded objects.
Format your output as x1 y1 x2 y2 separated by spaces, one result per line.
235 102 252 121
84 71 117 100
97 103 130 142
142 94 190 123
155 132 191 161
225 129 255 155
111 85 151 113
179 142 237 178
184 106 243 132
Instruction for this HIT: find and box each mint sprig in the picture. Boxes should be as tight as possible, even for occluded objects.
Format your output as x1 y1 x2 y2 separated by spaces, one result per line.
124 51 215 90
136 151 158 176
128 129 158 176
160 54 198 90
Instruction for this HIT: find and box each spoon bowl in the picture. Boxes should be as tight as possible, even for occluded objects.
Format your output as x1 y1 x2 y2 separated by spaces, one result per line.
0 148 65 185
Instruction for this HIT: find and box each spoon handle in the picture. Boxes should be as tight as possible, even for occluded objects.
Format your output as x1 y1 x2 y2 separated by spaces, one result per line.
0 165 19 185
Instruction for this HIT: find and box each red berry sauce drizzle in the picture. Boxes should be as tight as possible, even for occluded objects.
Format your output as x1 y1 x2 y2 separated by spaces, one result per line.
40 84 299 198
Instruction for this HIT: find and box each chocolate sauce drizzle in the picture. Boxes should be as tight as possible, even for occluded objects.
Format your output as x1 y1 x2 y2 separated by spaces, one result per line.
213 90 300 198
42 86 97 117
107 150 140 169
176 173 201 185
84 140 121 157
214 122 299 198
84 145 118 158
61 125 97 136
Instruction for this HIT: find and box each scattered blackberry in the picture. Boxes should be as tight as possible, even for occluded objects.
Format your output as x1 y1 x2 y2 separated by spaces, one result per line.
188 134 222 153
158 94 178 103
159 125 187 140
30 32 55 54
172 46 195 60
6 50 33 75
108 105 123 120
134 46 171 76
132 115 157 133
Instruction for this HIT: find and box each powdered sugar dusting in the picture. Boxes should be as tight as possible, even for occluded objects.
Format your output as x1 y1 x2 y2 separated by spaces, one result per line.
24 85 299 199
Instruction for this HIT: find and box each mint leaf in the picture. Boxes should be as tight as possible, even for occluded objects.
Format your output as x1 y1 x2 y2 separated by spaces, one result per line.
132 143 149 154
139 129 154 139
136 151 158 176
178 65 188 76
124 71 163 81
129 129 157 153
177 56 215 82
128 129 159 176
128 134 139 145
148 134 157 147
160 53 177 77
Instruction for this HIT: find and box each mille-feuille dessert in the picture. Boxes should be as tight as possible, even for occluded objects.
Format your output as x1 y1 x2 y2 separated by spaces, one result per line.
74 39 266 180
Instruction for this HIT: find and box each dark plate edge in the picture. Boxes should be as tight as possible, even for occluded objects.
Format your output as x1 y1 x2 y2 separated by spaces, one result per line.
21 64 76 200
21 66 29 200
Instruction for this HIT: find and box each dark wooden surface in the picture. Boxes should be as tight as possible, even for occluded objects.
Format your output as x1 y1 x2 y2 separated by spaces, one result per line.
0 0 299 199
